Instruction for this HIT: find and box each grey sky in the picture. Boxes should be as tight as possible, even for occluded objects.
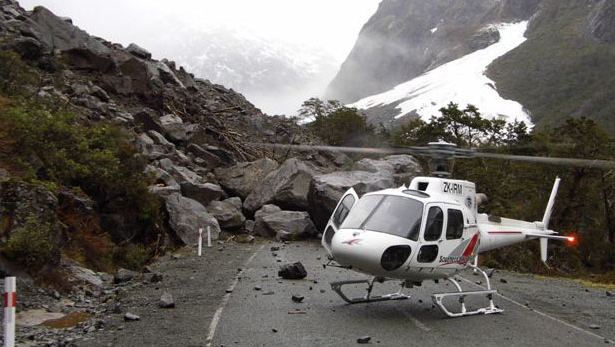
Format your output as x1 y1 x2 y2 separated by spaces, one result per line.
18 0 381 63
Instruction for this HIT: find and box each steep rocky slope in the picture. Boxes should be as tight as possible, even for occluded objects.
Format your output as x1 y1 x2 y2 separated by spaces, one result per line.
0 0 422 282
327 0 615 133
488 0 615 133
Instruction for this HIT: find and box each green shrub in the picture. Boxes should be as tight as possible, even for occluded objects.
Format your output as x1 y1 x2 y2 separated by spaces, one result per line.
0 103 161 244
113 244 150 271
0 49 35 95
2 215 56 268
299 98 377 146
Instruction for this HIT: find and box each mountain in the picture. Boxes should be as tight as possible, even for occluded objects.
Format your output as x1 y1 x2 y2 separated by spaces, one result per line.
328 0 615 133
140 26 338 116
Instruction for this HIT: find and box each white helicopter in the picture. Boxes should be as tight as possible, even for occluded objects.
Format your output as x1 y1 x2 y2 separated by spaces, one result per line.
303 141 614 318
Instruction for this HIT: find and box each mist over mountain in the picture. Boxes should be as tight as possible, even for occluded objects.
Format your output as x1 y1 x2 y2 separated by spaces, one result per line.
140 26 338 116
328 0 615 133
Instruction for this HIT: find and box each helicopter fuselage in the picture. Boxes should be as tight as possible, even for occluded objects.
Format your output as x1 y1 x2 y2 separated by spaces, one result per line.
322 176 563 282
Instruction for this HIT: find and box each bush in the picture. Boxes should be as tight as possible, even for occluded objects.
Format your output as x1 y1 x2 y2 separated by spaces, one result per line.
113 244 150 271
0 102 161 244
0 49 35 95
299 98 376 146
2 215 56 269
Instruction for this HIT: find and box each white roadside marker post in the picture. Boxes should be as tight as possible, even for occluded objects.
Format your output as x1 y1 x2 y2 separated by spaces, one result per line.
207 226 212 248
4 276 16 347
198 228 203 256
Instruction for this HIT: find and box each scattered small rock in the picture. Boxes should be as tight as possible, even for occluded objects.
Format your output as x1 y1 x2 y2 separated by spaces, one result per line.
278 262 307 280
357 336 371 344
159 293 175 308
114 268 138 284
486 268 495 278
271 246 280 252
171 254 181 260
263 291 275 296
292 295 304 303
272 328 278 333
124 313 140 321
254 286 262 291
475 280 482 285
150 273 163 283
500 278 508 284
589 324 601 330
607 291 614 297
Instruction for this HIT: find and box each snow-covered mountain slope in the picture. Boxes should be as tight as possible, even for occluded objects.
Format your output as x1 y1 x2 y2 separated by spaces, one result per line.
350 21 532 127
141 26 338 116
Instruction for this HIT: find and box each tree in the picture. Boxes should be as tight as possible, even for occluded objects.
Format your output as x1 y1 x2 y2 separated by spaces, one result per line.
299 98 376 146
296 98 343 123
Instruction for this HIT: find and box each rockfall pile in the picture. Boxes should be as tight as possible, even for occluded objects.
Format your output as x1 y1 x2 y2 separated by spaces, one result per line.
0 0 423 274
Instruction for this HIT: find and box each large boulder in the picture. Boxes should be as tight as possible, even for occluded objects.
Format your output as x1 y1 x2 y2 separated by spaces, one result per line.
159 114 187 142
253 210 316 239
146 166 181 199
353 155 422 187
207 200 246 230
187 144 222 169
214 158 279 199
180 182 224 207
308 170 395 230
243 158 322 214
165 193 220 245
352 158 394 173
158 158 201 185
134 109 164 133
382 155 422 186
253 204 281 236
126 43 152 59
27 6 114 71
28 6 110 56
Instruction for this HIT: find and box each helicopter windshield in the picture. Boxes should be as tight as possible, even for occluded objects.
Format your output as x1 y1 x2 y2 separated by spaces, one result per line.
340 195 423 240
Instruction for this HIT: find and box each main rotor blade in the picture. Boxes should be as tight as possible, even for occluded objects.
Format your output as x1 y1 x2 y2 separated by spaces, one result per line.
255 143 423 156
473 152 615 170
254 143 615 170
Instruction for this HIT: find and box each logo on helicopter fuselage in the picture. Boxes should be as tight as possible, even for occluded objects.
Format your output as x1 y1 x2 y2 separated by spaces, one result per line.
443 182 463 195
342 238 363 246
439 255 470 265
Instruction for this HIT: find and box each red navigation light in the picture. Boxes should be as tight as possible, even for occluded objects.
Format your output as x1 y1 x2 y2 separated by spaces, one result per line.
566 235 576 245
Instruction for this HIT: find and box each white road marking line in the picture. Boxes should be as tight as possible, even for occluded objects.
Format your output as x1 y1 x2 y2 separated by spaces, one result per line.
205 244 264 347
458 275 614 343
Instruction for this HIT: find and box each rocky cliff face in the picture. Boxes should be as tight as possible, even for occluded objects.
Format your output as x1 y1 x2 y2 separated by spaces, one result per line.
325 0 541 103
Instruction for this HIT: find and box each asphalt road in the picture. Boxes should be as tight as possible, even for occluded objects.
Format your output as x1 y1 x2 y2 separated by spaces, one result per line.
211 239 615 347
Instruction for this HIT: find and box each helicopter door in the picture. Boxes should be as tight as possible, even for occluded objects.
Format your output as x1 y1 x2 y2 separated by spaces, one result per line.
416 205 444 264
322 188 359 257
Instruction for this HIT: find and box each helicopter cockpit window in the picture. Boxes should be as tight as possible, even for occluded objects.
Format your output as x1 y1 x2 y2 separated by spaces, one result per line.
424 207 444 241
341 195 423 239
332 194 356 227
446 209 464 239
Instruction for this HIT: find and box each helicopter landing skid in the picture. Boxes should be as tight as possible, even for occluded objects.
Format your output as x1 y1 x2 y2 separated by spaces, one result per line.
330 278 410 304
432 267 503 318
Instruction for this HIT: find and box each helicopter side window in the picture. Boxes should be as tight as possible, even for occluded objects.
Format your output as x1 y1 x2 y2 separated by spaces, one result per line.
446 209 464 239
332 194 356 227
424 207 443 241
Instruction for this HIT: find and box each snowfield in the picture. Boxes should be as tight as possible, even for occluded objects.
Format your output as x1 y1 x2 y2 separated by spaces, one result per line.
350 21 532 126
